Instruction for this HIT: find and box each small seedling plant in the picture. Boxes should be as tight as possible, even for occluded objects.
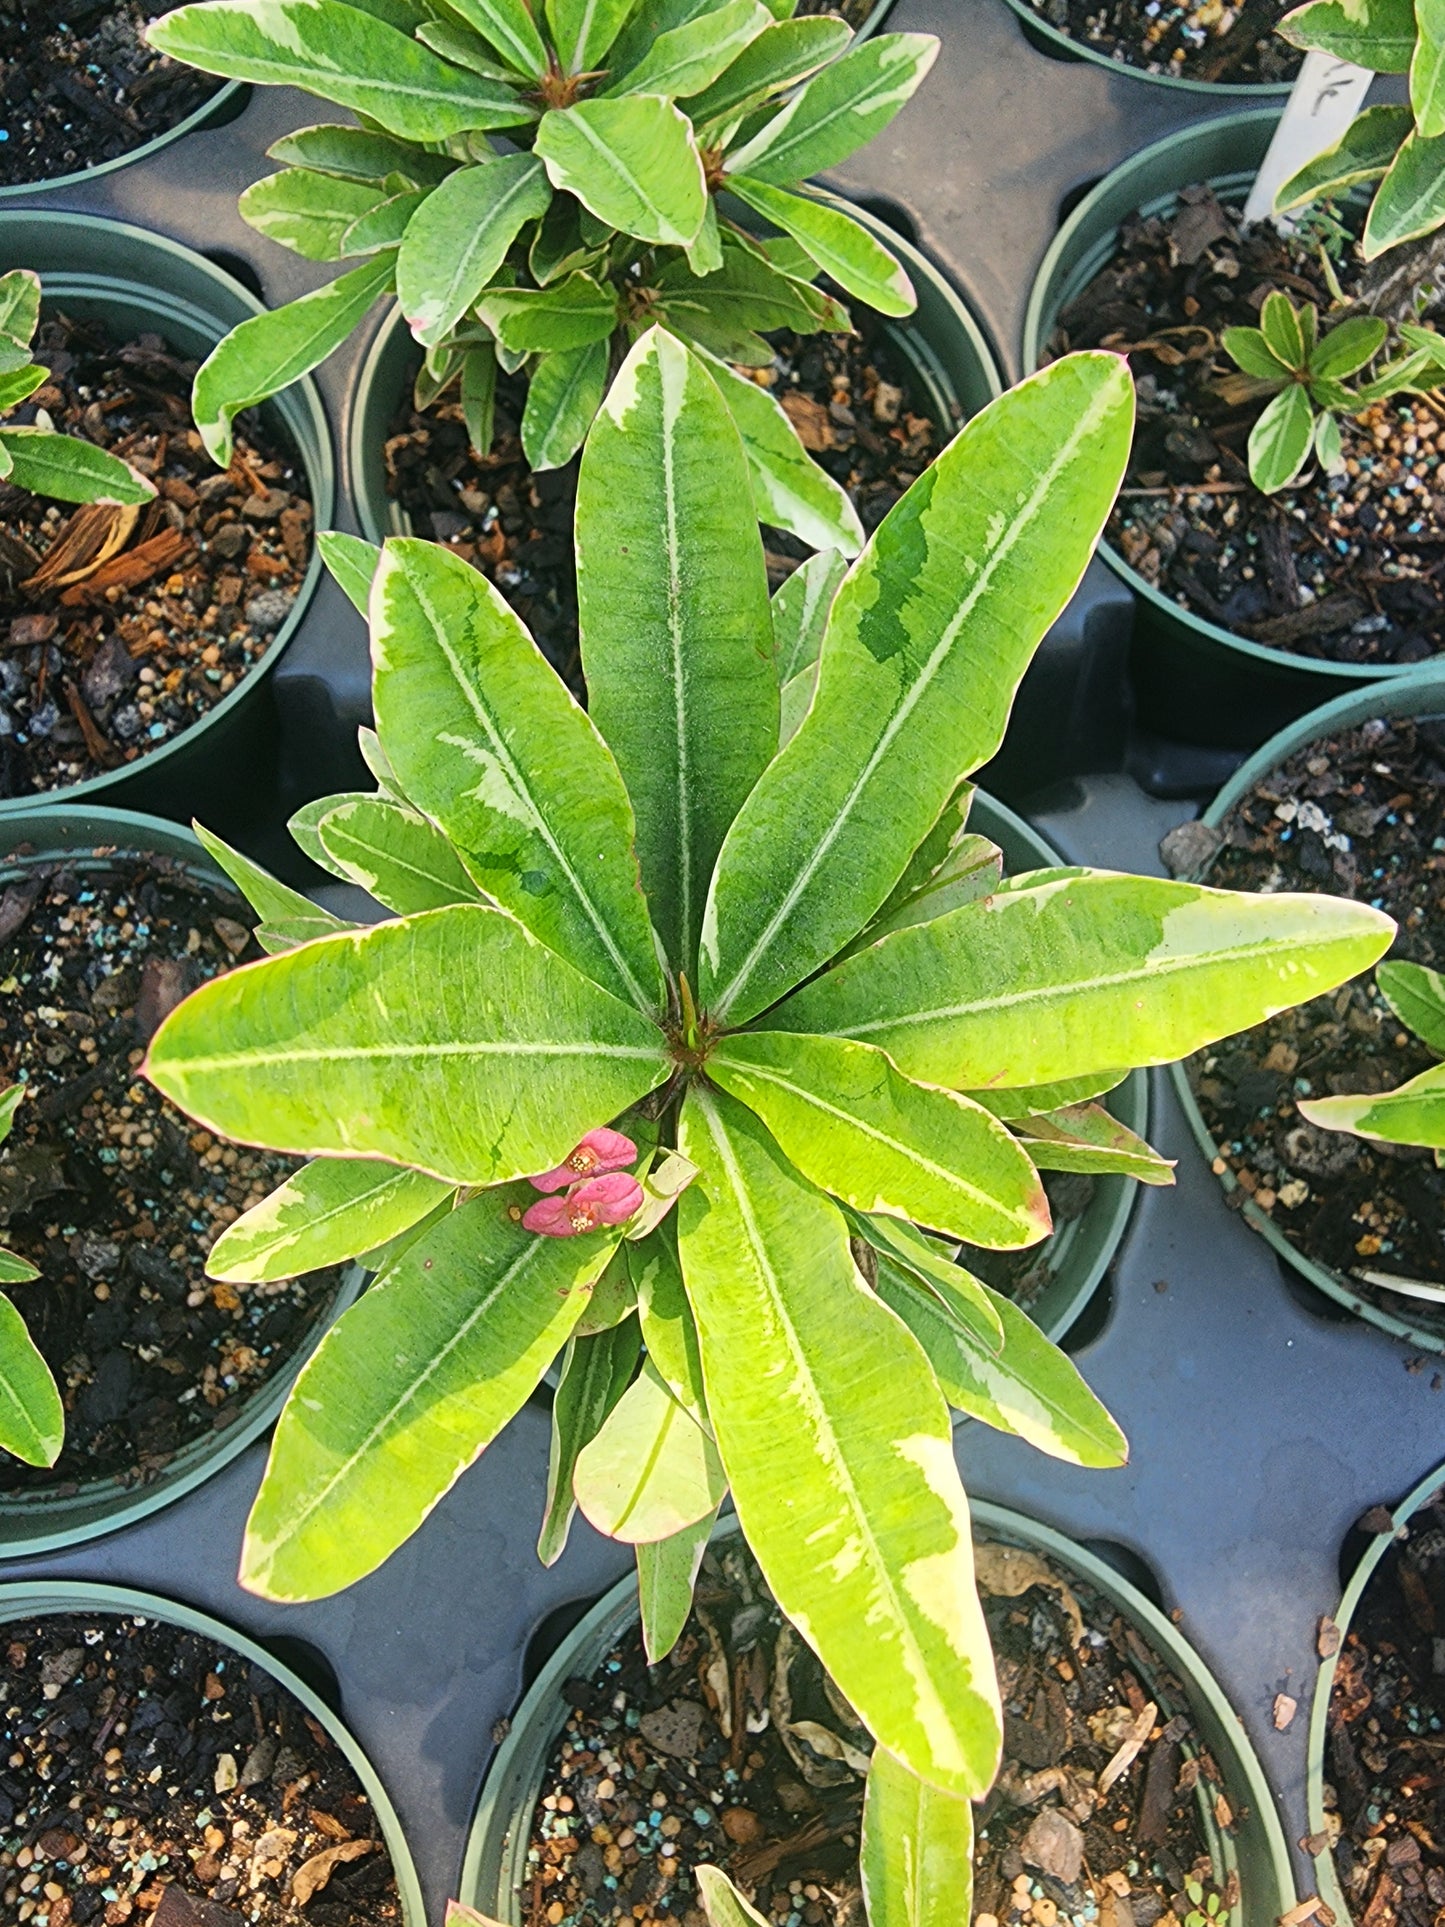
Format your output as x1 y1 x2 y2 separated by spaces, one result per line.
1275 0 1445 257
0 271 154 509
0 1086 63 1469
145 333 1392 1900
1222 290 1445 491
1301 958 1445 1151
146 0 937 555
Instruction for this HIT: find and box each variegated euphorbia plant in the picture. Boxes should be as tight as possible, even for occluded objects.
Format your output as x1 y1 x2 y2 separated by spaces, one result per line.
0 1086 63 1469
145 332 1393 1842
146 0 934 554
1301 959 1445 1150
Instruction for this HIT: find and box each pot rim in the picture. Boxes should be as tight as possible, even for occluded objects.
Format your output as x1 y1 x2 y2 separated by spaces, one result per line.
995 0 1296 94
0 83 247 204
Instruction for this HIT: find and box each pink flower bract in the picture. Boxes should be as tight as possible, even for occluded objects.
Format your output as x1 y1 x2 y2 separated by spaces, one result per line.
522 1171 644 1238
528 1125 638 1194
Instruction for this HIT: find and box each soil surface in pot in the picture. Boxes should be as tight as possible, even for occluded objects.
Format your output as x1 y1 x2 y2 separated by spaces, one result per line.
521 1536 1235 1927
0 845 342 1500
961 1169 1099 1317
1180 713 1445 1332
1050 192 1444 667
380 316 943 698
0 1607 401 1923
1323 1481 1445 1927
0 309 312 801
1014 0 1298 84
0 1 222 187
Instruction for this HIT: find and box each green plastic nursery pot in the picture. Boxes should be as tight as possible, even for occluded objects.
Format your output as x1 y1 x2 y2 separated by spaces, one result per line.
0 804 361 1557
347 194 1002 543
0 1578 425 1923
974 790 1148 1343
0 83 246 204
1306 1458 1445 1926
0 211 333 825
1169 662 1445 1355
1021 110 1432 751
995 0 1294 95
460 1507 1297 1925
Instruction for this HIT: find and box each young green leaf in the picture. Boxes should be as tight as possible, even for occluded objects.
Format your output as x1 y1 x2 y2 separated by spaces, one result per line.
696 351 865 553
725 32 937 184
462 342 498 454
845 833 1001 954
656 239 847 338
575 328 777 973
535 97 707 246
709 1031 1051 1249
1259 291 1305 368
1300 1060 1445 1148
338 185 430 254
1275 102 1413 212
0 1250 38 1287
443 0 549 77
0 1087 25 1147
146 0 538 138
548 0 635 72
606 0 773 99
684 15 850 125
0 430 154 506
241 1191 619 1598
238 168 385 260
861 1743 974 1927
314 794 489 913
0 270 40 374
1309 314 1387 380
637 1507 718 1661
370 538 665 1013
1277 0 1416 68
678 1087 1002 1798
0 365 46 412
209 1157 453 1283
1247 381 1315 492
574 1358 727 1542
191 252 395 466
538 1318 641 1564
700 352 1133 1025
695 1866 771 1927
143 904 670 1185
268 121 456 184
1012 1102 1175 1184
396 154 552 347
1314 410 1344 474
317 528 381 615
1219 326 1290 381
770 548 848 685
0 1296 63 1469
478 272 620 352
728 179 915 315
1378 959 1445 1055
522 340 610 469
632 1225 708 1424
846 1209 1003 1348
191 821 351 953
415 17 518 78
767 871 1394 1091
1364 128 1445 256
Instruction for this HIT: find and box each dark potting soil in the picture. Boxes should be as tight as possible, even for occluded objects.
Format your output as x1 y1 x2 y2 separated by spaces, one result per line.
1050 191 1445 667
0 1 221 187
1181 715 1445 1332
0 1609 401 1924
0 311 312 801
381 318 942 698
0 848 343 1498
1324 1483 1445 1927
524 1536 1235 1927
1013 0 1298 84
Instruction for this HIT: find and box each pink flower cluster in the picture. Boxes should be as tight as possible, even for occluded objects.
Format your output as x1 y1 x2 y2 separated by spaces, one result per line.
522 1127 642 1237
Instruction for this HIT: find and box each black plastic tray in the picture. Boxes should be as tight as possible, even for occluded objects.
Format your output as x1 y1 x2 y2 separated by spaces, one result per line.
3 10 1438 1922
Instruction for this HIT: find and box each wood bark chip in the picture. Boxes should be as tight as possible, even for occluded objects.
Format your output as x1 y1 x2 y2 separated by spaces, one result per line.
1097 1700 1157 1793
58 526 191 605
291 1837 373 1904
21 501 139 593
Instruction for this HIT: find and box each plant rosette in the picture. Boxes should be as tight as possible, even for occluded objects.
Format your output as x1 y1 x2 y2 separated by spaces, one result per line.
996 0 1299 94
459 1508 1295 1927
0 211 331 824
1307 1459 1445 1927
0 806 361 1559
1024 110 1445 748
0 1578 424 1923
1169 663 1445 1356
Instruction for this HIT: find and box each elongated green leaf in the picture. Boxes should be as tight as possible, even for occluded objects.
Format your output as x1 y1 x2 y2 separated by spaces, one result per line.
657 238 846 336
1378 959 1445 1054
1221 326 1290 381
0 1249 38 1286
771 549 847 684
145 903 669 1184
1276 103 1412 211
0 1296 62 1469
1259 290 1305 368
241 1192 617 1598
147 0 536 137
678 1087 1002 1796
576 328 777 972
479 272 619 352
318 529 381 615
1277 0 1415 66
462 341 498 453
779 664 815 747
522 340 610 469
632 1225 707 1424
700 351 865 553
966 1071 1128 1118
875 1258 1126 1466
847 834 1001 955
192 253 395 466
315 794 487 913
861 1743 973 1927
370 538 664 1012
0 429 153 506
268 121 456 184
685 16 849 125
574 1358 726 1542
209 1157 453 1282
0 271 40 373
397 155 551 347
729 179 914 315
608 0 771 96
339 185 430 254
1413 0 1445 138
605 0 716 74
239 168 384 260
535 97 707 246
192 821 349 954
1365 128 1445 256
725 31 936 183
0 1086 24 1147
710 1031 1050 1249
1014 1102 1174 1184
637 1506 718 1661
0 365 46 412
846 1209 1003 1348
1310 315 1387 380
548 0 635 69
769 870 1394 1091
574 1244 640 1337
416 16 518 76
1300 1060 1445 1148
700 354 1133 1025
1247 382 1316 492
696 1866 771 1927
539 1318 641 1564
444 0 548 75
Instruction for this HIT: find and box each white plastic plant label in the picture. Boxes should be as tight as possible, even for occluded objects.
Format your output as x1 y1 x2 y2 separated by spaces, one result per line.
1242 47 1374 225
